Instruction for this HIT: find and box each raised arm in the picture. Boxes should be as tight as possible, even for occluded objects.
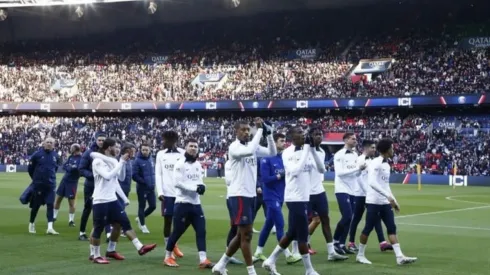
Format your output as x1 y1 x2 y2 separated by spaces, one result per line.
311 148 326 174
229 128 263 159
92 158 125 181
283 145 311 177
118 162 126 182
256 134 277 157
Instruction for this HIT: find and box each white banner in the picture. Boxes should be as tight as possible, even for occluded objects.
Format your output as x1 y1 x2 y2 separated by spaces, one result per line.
6 165 16 173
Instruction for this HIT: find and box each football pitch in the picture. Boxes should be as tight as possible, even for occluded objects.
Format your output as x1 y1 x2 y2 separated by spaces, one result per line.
0 174 489 275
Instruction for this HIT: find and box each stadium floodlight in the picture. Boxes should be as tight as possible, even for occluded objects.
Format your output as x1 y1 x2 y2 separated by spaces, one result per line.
75 5 84 18
0 8 6 21
148 0 157 14
231 0 240 8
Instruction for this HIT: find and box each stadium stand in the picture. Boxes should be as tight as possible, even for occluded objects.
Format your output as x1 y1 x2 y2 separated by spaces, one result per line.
0 113 488 176
0 7 488 102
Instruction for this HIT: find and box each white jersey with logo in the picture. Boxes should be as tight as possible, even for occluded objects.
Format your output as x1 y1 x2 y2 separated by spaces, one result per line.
334 147 361 195
310 147 327 195
91 152 128 205
354 154 372 197
366 156 395 205
173 158 204 205
227 129 277 198
283 144 315 202
155 147 185 198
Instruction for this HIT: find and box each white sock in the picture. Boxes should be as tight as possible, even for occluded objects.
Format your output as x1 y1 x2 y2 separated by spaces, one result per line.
392 243 403 257
198 251 207 262
89 244 95 256
292 240 299 254
107 241 117 252
94 245 101 258
218 253 231 266
255 246 263 254
358 243 367 257
246 265 256 275
283 248 292 257
47 222 53 230
164 237 169 244
132 238 143 250
165 250 172 259
80 232 86 236
327 242 335 254
269 245 284 263
301 253 314 273
69 213 75 222
53 209 59 219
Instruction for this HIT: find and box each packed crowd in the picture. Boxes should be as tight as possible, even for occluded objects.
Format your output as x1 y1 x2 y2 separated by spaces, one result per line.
0 113 488 176
0 11 488 103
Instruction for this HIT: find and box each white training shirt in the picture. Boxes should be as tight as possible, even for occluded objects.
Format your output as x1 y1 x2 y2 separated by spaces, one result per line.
354 154 372 197
366 156 395 205
334 147 361 195
155 147 185 198
310 147 327 195
173 158 204 205
227 128 277 198
91 153 129 205
283 144 314 202
224 160 233 199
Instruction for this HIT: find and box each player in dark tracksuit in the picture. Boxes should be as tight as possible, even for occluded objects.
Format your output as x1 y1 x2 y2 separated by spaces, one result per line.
132 143 157 233
53 144 82 227
78 132 111 241
28 138 60 235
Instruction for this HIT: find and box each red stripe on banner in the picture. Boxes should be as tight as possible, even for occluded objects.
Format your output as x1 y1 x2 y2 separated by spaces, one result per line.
234 197 243 225
402 173 411 184
478 95 486 105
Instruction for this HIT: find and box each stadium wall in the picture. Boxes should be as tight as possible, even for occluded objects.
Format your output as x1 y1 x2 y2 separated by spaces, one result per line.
3 165 489 187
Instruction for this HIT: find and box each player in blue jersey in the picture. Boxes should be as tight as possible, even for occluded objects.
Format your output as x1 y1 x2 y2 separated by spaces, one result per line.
53 144 82 227
253 133 302 265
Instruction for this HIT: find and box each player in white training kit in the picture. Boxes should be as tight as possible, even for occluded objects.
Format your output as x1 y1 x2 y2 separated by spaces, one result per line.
306 127 348 261
155 130 186 259
262 126 320 275
212 118 276 275
347 140 392 252
332 133 366 255
223 160 245 265
356 138 417 265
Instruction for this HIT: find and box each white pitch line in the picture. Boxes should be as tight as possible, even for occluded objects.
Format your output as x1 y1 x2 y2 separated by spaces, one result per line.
445 196 490 205
396 205 490 219
398 222 490 232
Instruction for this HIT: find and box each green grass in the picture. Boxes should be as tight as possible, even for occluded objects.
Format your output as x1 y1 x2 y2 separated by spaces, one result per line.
0 173 489 275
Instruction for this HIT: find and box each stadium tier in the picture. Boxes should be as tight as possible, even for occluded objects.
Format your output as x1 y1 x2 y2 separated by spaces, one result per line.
0 113 488 176
0 4 488 102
